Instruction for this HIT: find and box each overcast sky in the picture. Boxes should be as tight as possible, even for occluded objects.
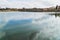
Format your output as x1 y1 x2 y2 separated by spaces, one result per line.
0 0 60 8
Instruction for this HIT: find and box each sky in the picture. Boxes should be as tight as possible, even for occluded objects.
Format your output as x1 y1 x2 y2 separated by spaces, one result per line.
0 0 60 8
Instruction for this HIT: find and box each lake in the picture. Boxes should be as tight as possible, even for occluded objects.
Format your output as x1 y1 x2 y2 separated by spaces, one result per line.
0 12 60 40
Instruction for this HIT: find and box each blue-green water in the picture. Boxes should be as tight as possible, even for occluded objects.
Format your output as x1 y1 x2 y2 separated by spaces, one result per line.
0 12 60 40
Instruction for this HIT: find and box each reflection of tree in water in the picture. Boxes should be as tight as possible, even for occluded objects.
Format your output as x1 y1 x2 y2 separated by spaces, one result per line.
54 13 60 17
50 5 60 17
50 12 60 17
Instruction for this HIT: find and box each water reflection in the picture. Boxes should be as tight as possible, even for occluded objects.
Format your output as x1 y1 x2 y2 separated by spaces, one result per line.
0 12 60 40
50 12 60 17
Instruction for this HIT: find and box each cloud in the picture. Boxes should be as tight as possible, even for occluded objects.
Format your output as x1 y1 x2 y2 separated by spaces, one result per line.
0 0 60 8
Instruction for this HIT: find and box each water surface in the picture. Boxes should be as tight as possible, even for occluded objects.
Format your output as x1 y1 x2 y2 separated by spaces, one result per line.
0 12 60 40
